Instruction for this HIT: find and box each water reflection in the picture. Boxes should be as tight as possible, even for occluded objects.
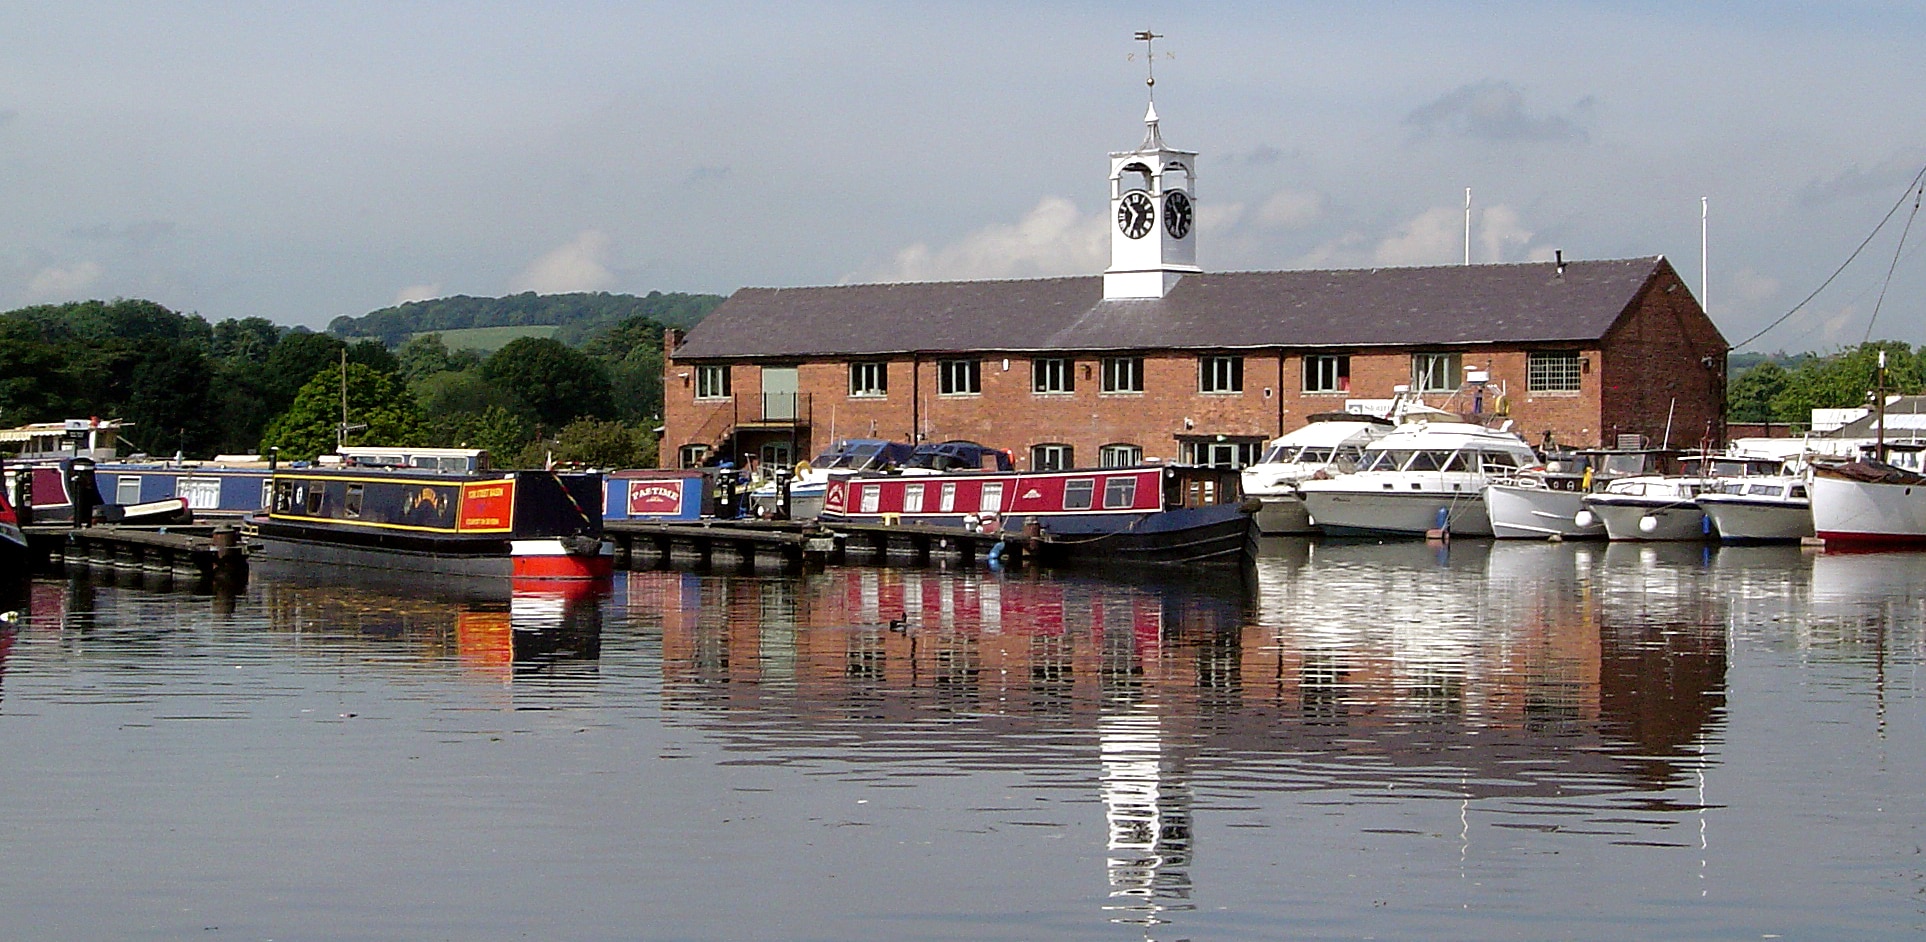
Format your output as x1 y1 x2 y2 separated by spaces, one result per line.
250 563 606 679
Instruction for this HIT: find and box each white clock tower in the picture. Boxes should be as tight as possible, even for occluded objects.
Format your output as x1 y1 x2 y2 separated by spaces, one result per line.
1104 56 1199 301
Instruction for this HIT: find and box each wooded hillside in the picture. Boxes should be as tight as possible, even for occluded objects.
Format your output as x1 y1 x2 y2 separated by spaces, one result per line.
327 290 722 347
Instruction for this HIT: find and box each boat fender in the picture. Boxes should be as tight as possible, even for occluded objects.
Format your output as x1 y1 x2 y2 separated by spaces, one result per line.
1638 515 1659 534
1238 497 1263 515
1574 509 1596 529
562 534 605 556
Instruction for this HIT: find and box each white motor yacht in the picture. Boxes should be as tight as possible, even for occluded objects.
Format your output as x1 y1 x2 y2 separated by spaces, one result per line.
1484 448 1679 540
1580 476 1715 541
1239 413 1393 534
1294 417 1539 538
1696 473 1813 543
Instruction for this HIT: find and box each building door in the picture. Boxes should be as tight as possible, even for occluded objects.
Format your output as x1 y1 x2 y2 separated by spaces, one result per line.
762 366 798 421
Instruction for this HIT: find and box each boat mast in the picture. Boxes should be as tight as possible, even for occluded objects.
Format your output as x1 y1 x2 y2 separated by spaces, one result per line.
1876 349 1888 463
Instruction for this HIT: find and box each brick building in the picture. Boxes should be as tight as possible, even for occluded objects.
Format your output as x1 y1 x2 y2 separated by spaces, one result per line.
661 102 1726 472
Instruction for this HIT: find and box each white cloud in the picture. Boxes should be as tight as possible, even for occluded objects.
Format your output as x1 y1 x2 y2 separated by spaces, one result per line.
1371 206 1464 266
1257 190 1323 230
852 197 1106 284
394 283 442 304
509 230 615 294
1476 205 1538 263
25 260 104 299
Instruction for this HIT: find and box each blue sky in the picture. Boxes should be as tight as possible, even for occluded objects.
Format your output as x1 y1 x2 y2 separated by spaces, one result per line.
4 2 1924 350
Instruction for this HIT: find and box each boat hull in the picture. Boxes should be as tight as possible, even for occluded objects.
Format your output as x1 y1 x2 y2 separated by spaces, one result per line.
252 522 613 580
1298 488 1494 538
1810 472 1926 547
1483 483 1603 540
1586 498 1712 541
1027 503 1255 567
1250 494 1314 535
1697 495 1812 543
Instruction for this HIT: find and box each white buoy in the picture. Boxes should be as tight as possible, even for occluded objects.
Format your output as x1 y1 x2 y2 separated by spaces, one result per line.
1638 515 1659 534
1574 510 1595 529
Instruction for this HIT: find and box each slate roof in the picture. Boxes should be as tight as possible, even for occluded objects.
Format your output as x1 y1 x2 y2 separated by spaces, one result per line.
672 256 1681 360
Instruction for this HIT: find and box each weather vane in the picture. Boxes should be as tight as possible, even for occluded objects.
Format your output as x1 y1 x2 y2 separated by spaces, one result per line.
1127 29 1171 100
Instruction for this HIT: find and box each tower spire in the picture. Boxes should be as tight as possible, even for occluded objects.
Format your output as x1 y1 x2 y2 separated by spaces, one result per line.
1133 30 1167 150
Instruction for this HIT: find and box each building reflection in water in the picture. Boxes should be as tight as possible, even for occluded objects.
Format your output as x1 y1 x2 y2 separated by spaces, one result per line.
630 542 1735 935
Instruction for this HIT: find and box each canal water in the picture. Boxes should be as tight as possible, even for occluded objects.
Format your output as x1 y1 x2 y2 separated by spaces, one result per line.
1 539 1922 941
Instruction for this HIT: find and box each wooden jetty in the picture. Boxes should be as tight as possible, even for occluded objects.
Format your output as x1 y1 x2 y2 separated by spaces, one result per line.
24 524 249 585
605 519 1012 573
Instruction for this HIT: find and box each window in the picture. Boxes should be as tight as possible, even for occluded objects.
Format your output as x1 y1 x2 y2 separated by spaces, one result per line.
1063 478 1096 510
678 444 711 468
344 483 364 518
1099 443 1142 467
1184 440 1261 468
1031 443 1074 470
116 475 142 504
1032 358 1074 394
696 365 731 400
1103 476 1138 508
849 361 888 397
1102 357 1144 393
1412 353 1461 393
903 483 925 514
938 359 980 395
1528 351 1583 392
979 482 1004 514
1199 355 1243 393
1303 354 1350 393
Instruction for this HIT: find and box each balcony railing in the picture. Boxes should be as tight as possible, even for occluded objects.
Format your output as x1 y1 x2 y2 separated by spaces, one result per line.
751 392 812 427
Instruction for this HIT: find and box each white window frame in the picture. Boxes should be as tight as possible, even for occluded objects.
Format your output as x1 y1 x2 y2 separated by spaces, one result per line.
695 364 732 400
1099 444 1142 468
1528 351 1583 392
1031 443 1074 470
849 361 889 398
1101 356 1144 394
1032 358 1074 394
1199 355 1243 394
1412 352 1462 393
938 359 980 396
1303 354 1349 393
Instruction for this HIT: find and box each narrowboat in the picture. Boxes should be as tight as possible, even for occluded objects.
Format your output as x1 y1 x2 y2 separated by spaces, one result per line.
0 472 27 575
603 468 715 522
819 463 1254 567
4 458 191 526
251 466 612 580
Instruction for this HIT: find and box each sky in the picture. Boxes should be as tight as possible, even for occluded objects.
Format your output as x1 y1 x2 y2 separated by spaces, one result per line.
4 2 1925 351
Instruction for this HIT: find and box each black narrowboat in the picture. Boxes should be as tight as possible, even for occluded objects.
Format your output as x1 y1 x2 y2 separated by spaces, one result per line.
252 466 612 580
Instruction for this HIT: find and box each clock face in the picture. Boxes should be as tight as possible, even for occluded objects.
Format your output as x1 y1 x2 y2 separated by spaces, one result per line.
1164 190 1193 239
1117 190 1155 239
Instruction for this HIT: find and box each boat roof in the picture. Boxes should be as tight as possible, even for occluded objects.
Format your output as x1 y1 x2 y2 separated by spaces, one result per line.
1365 420 1537 450
1263 418 1394 449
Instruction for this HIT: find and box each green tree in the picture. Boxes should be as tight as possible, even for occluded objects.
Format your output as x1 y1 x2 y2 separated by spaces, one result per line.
411 369 524 418
121 338 215 457
582 315 667 423
0 316 74 425
1727 361 1790 424
259 362 428 461
481 337 614 429
514 417 654 469
211 316 282 363
1771 342 1924 426
263 331 349 409
425 404 534 461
